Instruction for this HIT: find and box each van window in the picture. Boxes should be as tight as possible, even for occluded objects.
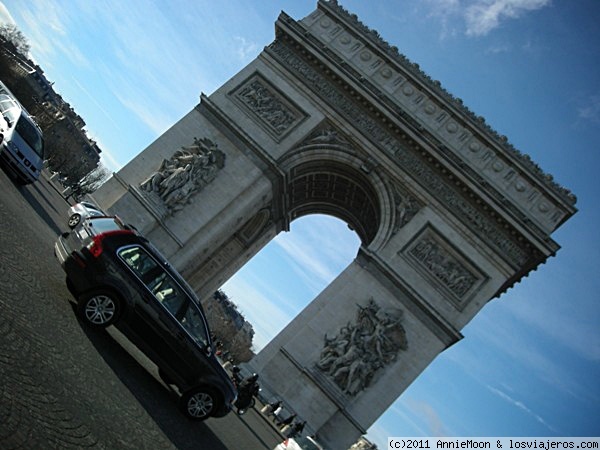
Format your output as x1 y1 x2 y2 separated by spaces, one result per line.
1 106 18 126
16 115 44 158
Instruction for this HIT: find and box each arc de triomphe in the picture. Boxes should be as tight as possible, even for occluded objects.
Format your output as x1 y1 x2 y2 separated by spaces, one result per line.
93 1 576 448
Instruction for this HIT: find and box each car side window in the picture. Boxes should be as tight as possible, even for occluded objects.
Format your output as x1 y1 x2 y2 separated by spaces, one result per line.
148 272 186 315
180 303 210 347
118 246 186 315
119 246 158 277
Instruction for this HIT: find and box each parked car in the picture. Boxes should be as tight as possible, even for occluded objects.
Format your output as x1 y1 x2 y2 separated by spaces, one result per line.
274 436 325 450
67 201 105 228
54 216 237 420
0 91 44 184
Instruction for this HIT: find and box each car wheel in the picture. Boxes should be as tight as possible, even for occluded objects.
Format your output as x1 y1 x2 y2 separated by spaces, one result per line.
77 291 121 328
179 387 219 421
68 213 82 228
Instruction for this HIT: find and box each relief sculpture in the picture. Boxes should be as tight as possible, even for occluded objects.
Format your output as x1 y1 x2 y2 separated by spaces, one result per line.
409 237 477 299
140 137 226 214
316 298 407 396
234 77 300 136
392 184 420 233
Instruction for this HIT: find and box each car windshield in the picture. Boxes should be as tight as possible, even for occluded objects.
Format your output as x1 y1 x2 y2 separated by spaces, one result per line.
81 201 101 211
15 114 44 158
180 302 210 348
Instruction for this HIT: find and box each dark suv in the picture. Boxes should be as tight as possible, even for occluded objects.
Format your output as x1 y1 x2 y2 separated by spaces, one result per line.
54 216 237 420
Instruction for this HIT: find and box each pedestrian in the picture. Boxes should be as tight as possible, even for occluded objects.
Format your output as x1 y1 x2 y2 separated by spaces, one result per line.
287 420 306 438
278 413 297 429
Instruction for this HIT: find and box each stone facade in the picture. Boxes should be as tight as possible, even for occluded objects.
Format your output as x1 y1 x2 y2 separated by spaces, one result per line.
92 1 576 449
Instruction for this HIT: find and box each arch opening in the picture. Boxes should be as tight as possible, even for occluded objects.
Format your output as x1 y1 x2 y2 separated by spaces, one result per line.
287 160 381 246
221 214 361 353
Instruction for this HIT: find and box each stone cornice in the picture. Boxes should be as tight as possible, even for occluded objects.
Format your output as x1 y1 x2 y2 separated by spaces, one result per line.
317 0 576 208
265 29 556 271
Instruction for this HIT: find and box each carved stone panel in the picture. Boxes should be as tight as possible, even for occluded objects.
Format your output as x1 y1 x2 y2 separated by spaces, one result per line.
139 137 226 215
229 73 307 141
315 298 407 396
402 225 486 309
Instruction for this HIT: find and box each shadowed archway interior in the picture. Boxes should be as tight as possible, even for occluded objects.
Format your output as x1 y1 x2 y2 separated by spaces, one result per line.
287 160 380 246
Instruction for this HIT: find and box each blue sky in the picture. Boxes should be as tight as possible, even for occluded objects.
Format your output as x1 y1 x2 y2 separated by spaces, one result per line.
2 0 598 447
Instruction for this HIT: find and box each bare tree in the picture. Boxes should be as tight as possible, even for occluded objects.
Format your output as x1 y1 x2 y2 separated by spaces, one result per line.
61 164 110 201
202 290 255 363
0 24 30 56
77 165 111 194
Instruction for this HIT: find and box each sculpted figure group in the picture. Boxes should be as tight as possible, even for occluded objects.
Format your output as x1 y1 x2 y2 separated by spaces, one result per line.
410 237 476 299
140 137 226 213
316 298 407 396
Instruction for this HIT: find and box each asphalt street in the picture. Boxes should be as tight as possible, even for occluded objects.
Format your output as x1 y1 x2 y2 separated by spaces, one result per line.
0 167 283 450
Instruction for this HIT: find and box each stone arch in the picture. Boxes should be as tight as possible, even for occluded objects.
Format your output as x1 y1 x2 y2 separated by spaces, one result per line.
91 2 574 448
279 139 396 250
287 159 379 244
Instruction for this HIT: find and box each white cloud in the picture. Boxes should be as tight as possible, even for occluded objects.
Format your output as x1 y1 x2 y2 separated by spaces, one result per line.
578 93 600 124
0 1 16 25
424 0 462 39
485 384 557 432
443 309 597 403
17 0 90 69
71 77 122 132
406 399 449 436
221 276 294 351
465 0 551 36
273 216 360 294
233 36 259 61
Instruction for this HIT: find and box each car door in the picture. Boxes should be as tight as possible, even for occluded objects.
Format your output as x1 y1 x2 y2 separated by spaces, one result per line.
174 299 214 380
117 246 195 378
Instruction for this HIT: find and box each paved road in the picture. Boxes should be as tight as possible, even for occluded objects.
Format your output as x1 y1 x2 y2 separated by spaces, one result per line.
0 168 283 450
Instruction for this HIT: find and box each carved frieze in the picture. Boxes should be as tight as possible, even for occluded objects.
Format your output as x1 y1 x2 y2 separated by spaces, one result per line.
139 137 226 215
316 298 407 396
267 39 530 267
404 226 485 308
230 73 306 140
310 2 576 207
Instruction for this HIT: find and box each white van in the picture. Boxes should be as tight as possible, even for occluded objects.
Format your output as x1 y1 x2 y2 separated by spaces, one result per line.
0 92 45 184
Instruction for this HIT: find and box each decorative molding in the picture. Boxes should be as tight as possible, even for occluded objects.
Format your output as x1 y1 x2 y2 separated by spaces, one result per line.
403 226 485 309
229 73 306 141
391 183 420 234
237 208 272 245
139 137 225 215
268 39 530 267
316 298 407 396
318 0 576 206
300 123 352 148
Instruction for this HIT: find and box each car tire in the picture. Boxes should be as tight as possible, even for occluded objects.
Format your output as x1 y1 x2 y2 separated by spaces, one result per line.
68 213 81 228
179 387 220 421
77 291 121 328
